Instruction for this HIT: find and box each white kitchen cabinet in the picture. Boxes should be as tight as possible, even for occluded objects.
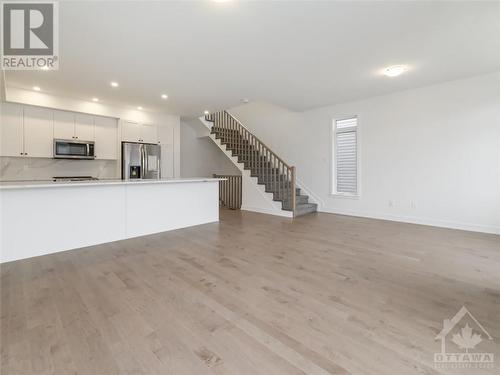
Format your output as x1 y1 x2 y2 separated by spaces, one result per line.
158 125 175 177
75 114 95 141
54 112 94 141
0 102 24 157
23 106 54 158
158 124 174 145
53 110 75 140
121 120 158 144
140 123 158 144
94 116 118 160
122 120 141 142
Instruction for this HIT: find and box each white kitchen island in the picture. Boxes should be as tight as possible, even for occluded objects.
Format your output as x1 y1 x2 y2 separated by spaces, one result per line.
0 178 221 263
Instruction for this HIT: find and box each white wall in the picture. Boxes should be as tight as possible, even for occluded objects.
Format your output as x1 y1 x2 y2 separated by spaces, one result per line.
180 119 240 177
229 73 500 234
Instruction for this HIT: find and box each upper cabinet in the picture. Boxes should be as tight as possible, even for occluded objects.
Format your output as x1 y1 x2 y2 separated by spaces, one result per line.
54 112 95 141
0 103 24 157
158 124 174 145
75 114 95 141
22 106 54 158
94 117 118 160
1 104 118 160
121 120 141 143
1 103 53 158
121 121 158 144
53 111 76 140
140 123 158 144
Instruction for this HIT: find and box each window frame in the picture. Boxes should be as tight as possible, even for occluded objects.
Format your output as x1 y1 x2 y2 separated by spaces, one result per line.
330 116 360 198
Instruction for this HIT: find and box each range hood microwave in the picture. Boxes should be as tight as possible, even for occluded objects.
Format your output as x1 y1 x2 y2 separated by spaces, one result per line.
53 139 95 160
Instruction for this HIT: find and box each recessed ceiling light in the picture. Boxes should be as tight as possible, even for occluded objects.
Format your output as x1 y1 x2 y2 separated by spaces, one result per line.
383 65 408 77
204 110 210 115
161 94 168 99
92 98 99 102
110 81 119 87
137 106 143 110
33 86 41 91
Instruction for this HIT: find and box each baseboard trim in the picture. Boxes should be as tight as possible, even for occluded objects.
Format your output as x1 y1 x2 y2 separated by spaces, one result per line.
241 205 293 218
318 207 500 235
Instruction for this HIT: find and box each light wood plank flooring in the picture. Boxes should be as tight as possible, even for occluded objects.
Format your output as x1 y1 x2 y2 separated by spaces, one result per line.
1 209 499 375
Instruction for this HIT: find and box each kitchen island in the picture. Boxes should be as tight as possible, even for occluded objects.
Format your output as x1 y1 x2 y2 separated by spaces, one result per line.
0 178 221 263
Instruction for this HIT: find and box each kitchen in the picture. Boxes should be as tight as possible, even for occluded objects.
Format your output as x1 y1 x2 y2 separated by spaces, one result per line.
0 98 221 263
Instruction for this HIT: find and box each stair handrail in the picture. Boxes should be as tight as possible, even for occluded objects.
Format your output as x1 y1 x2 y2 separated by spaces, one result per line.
206 110 297 216
225 111 292 169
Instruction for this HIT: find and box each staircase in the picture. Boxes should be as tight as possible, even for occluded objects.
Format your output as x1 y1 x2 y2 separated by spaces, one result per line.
204 111 317 217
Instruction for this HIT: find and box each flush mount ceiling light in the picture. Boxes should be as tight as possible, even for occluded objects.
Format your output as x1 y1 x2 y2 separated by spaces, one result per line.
137 106 143 110
383 65 408 77
40 66 49 71
92 98 99 102
204 110 210 115
110 81 119 87
33 86 41 91
161 94 168 99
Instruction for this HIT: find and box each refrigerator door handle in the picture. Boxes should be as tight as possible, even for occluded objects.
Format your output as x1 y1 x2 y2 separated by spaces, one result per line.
158 154 161 179
140 144 145 179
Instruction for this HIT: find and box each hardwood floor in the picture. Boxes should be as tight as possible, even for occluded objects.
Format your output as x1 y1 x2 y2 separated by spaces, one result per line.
1 209 499 375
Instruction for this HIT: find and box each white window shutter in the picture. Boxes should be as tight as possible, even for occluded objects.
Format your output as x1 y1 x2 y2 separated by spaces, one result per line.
335 118 358 194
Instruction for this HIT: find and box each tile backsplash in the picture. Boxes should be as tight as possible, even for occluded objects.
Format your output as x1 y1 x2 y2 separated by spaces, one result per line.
0 157 118 181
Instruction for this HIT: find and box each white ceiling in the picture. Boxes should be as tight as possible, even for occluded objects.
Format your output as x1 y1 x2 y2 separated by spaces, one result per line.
5 1 500 117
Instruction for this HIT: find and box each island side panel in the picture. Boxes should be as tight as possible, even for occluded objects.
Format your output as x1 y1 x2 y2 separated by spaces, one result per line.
0 185 127 263
125 180 219 238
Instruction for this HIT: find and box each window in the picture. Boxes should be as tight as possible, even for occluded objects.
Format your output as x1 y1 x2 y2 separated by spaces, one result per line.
332 117 358 195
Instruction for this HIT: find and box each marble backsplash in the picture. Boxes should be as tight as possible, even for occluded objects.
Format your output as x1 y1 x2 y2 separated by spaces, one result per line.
0 157 119 181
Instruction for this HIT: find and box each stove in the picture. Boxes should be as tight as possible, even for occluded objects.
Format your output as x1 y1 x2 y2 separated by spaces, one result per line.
52 176 99 182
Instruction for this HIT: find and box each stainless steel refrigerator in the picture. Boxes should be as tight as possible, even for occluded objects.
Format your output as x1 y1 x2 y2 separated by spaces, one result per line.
122 142 161 180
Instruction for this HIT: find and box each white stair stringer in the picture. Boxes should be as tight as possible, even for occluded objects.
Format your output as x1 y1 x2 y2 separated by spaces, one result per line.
199 116 292 217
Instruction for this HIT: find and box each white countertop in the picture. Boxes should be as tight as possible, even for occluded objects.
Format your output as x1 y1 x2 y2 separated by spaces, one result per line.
0 177 223 190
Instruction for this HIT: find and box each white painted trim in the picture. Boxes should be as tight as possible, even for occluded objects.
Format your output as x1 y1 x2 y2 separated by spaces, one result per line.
241 205 293 218
318 207 500 235
329 192 360 200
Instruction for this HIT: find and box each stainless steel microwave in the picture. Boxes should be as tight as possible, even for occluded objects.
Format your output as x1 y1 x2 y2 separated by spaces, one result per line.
53 139 95 159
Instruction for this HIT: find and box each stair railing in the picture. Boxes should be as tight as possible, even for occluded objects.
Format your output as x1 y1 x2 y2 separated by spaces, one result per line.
206 111 296 216
213 174 242 210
